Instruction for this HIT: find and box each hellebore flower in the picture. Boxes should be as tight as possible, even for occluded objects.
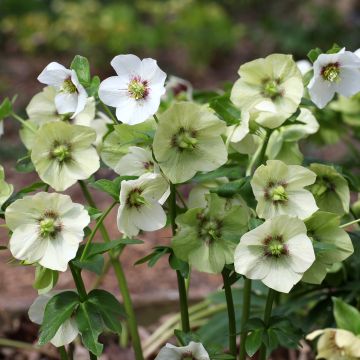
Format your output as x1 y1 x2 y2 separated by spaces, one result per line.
31 122 100 191
99 54 166 124
38 62 87 118
172 193 249 274
117 173 169 237
251 160 318 220
308 49 360 109
234 215 315 293
5 192 90 271
155 342 210 360
153 102 227 184
0 165 13 208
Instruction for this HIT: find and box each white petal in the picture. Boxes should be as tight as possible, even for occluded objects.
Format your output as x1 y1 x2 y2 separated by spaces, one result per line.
308 77 336 109
38 62 70 87
133 203 167 232
55 93 78 114
286 234 315 272
111 54 142 76
51 318 79 347
335 67 360 97
286 189 318 219
98 76 129 107
117 206 140 237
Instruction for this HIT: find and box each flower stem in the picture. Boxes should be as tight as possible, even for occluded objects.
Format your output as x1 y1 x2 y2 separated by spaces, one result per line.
340 218 360 228
258 288 277 360
78 180 144 360
169 182 190 333
239 277 252 360
80 201 117 261
153 114 159 123
59 346 69 360
100 101 118 125
11 112 37 133
222 268 237 357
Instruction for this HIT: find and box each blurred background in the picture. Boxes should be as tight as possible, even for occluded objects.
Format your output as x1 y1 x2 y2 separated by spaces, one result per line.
0 0 359 358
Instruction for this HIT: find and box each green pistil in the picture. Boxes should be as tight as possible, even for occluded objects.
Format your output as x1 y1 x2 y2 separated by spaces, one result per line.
322 63 340 82
61 79 77 94
269 242 284 257
173 128 198 150
270 185 288 202
263 79 281 99
52 144 71 162
128 190 147 208
128 79 147 100
39 218 56 238
311 177 334 197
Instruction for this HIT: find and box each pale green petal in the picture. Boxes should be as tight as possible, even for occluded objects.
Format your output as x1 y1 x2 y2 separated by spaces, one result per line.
0 165 13 208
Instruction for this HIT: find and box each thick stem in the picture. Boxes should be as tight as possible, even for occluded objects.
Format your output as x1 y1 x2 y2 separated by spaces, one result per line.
239 277 252 360
78 180 144 360
258 288 277 360
222 268 237 357
169 182 190 333
59 346 69 360
69 262 87 302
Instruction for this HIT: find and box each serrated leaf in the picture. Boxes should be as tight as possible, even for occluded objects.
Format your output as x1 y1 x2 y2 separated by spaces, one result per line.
307 48 322 63
245 329 263 357
90 179 119 200
135 246 171 266
88 76 101 97
72 255 104 275
0 98 12 120
174 329 201 346
209 95 240 125
86 206 103 220
38 291 80 345
326 43 342 54
333 297 360 335
76 301 103 356
169 252 189 278
70 55 91 86
88 289 125 333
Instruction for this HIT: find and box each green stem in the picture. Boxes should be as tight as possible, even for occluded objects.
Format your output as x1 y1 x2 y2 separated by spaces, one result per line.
100 101 118 125
247 129 271 176
169 182 190 333
340 218 360 228
0 337 54 357
153 114 159 123
78 180 144 360
259 288 277 360
59 346 69 360
69 262 87 302
222 268 237 357
11 112 37 133
239 277 252 360
80 201 117 260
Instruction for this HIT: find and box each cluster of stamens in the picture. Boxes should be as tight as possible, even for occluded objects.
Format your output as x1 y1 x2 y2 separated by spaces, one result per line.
128 76 149 100
263 234 288 257
61 78 77 94
264 180 288 204
262 77 283 100
38 210 62 239
321 62 340 82
181 352 196 360
50 142 72 163
197 212 223 245
171 127 198 151
126 188 146 208
310 175 335 197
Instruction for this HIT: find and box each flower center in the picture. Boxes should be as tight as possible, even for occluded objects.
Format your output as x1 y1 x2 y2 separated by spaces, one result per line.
310 176 335 197
171 127 198 151
181 351 196 360
262 78 282 99
127 188 147 208
128 77 149 100
321 63 340 82
264 181 288 204
61 78 77 94
198 214 222 244
264 235 287 257
51 143 71 162
38 211 61 239
270 185 288 202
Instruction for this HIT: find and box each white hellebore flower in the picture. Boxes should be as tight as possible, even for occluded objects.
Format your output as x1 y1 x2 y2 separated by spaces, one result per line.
114 146 158 176
234 215 315 293
251 160 318 220
5 192 90 271
99 54 166 125
155 342 210 360
38 62 87 118
308 49 360 108
117 173 170 237
29 291 79 347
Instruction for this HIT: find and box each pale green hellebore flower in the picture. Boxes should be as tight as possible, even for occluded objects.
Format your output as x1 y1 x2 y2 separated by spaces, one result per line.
153 102 228 184
172 193 249 274
0 165 13 208
308 163 350 216
303 211 353 284
31 122 100 191
231 54 303 129
251 160 318 220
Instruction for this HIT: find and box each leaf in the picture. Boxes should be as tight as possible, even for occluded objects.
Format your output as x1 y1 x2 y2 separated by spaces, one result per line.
193 165 243 183
0 98 12 120
38 291 80 345
90 179 119 200
248 218 264 230
88 289 125 333
76 301 104 356
326 43 342 54
169 252 189 278
33 266 58 293
174 329 201 346
244 318 265 331
88 76 101 97
72 255 104 275
134 246 171 267
15 156 35 173
245 329 263 357
209 95 241 125
333 297 360 335
70 55 91 86
307 48 322 63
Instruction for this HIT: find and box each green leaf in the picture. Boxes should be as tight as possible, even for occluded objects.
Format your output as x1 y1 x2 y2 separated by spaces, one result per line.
88 76 101 97
0 98 12 120
90 179 119 200
134 246 171 267
88 289 125 333
326 43 342 54
248 218 264 230
174 329 201 346
15 156 35 173
76 301 103 356
38 291 80 345
72 255 104 275
193 166 244 183
169 252 189 278
333 297 360 335
86 206 103 220
70 55 91 86
209 95 241 125
245 329 263 357
33 266 58 293
307 48 322 63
